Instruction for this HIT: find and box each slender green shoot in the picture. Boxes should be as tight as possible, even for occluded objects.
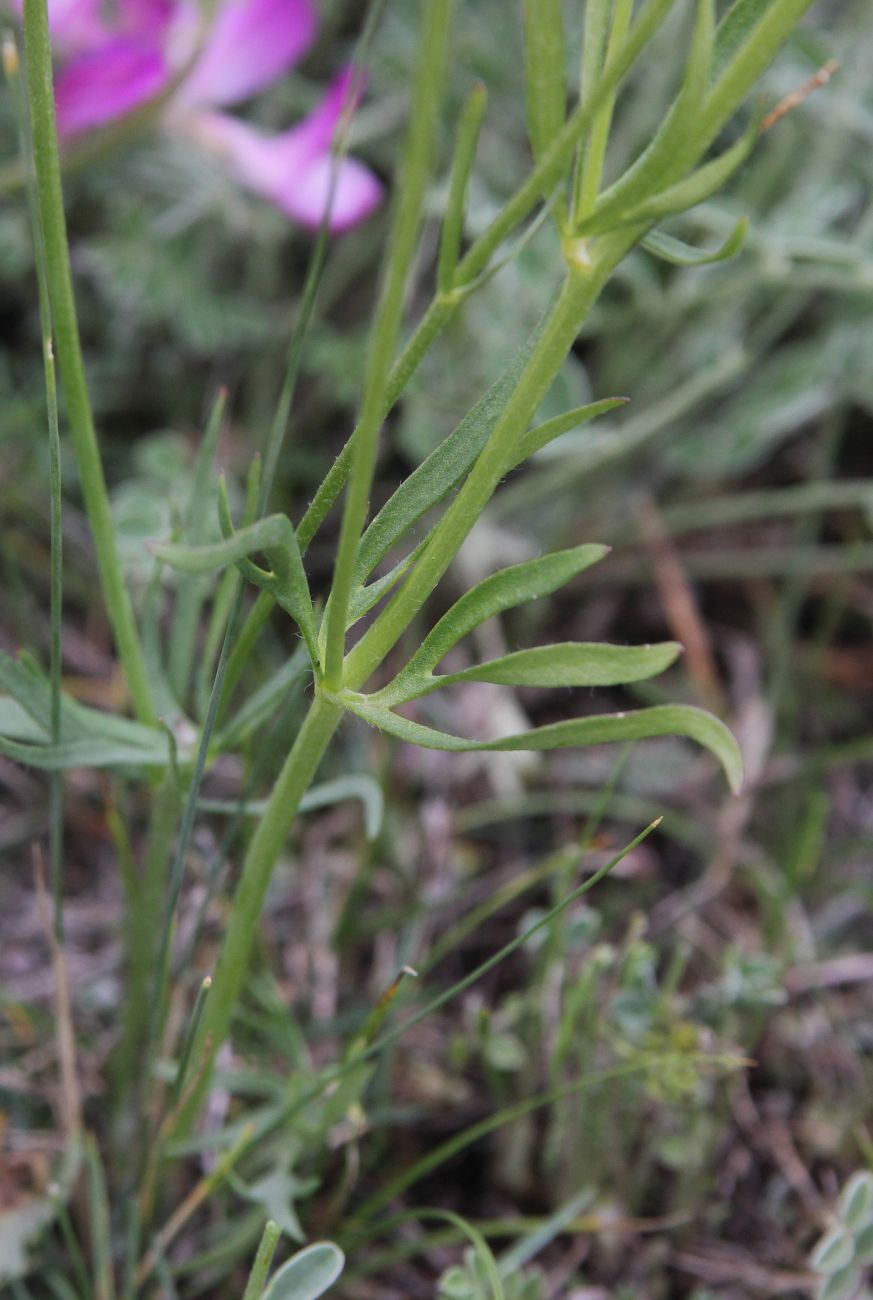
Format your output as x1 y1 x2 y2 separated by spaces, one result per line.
21 0 155 725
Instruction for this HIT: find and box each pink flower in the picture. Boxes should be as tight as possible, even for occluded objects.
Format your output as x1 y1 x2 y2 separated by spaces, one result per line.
25 0 382 231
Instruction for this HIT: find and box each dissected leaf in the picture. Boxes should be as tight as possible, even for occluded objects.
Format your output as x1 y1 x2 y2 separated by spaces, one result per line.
343 695 743 793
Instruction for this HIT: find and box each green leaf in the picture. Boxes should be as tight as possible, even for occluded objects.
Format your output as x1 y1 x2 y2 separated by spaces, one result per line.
0 698 46 742
522 0 567 168
383 640 682 704
579 0 715 234
378 544 609 703
438 84 488 293
0 730 170 771
0 651 52 732
152 507 318 666
817 1265 860 1300
347 542 426 625
260 1241 345 1300
642 216 748 266
342 696 743 793
512 397 628 464
199 775 385 842
707 0 817 128
839 1172 873 1230
0 651 172 768
854 1223 873 1266
353 320 547 588
712 0 771 79
595 115 758 231
811 1229 855 1276
235 1168 317 1246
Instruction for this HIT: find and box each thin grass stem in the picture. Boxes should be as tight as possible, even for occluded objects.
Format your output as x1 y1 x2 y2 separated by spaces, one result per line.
21 0 154 724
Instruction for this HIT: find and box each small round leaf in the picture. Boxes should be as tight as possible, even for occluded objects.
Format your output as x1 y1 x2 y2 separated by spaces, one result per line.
811 1228 855 1275
261 1242 345 1300
840 1172 873 1230
817 1265 860 1300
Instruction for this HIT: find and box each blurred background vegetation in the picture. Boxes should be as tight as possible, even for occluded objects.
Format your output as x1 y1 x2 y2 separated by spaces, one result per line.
1 0 872 1296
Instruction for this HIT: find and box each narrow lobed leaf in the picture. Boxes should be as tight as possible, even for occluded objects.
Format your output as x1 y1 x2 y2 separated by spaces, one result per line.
383 640 682 704
152 505 318 666
343 696 743 793
522 0 568 169
438 83 488 294
513 396 629 464
642 215 748 266
353 318 548 588
425 640 681 693
604 115 759 230
377 543 610 702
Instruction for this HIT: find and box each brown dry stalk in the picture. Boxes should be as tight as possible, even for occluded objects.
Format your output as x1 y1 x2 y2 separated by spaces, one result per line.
760 60 839 133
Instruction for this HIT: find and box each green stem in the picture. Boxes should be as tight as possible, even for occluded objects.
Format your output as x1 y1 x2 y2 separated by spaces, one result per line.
296 293 457 555
343 240 633 691
242 1221 281 1300
322 0 455 686
21 0 154 725
575 0 634 222
12 25 66 934
454 0 674 288
296 0 673 565
702 0 818 146
172 693 343 1134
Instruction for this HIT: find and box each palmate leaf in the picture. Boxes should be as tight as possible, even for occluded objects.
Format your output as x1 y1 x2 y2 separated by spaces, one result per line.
376 543 609 704
380 640 682 704
341 695 743 794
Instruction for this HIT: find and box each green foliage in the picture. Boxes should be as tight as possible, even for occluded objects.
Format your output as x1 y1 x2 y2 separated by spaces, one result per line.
4 0 856 1294
810 1173 873 1300
259 1241 345 1300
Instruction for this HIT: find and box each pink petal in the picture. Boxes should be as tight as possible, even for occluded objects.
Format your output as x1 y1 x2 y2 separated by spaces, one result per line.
46 0 106 52
187 108 381 232
55 38 169 137
273 153 383 232
45 0 173 54
176 0 317 108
